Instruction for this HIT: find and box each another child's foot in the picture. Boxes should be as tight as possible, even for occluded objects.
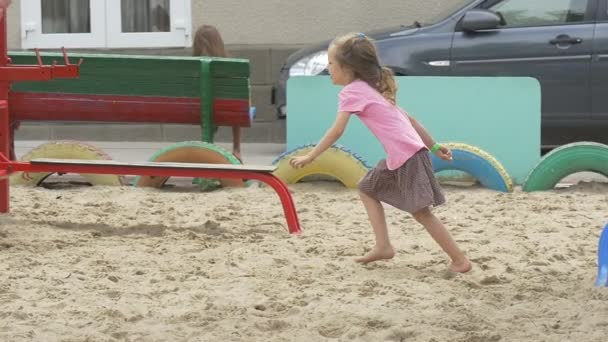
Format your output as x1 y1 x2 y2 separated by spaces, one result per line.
449 258 472 273
355 245 395 264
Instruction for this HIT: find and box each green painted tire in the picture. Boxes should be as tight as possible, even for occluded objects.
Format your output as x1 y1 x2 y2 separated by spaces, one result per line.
523 142 608 192
133 141 244 189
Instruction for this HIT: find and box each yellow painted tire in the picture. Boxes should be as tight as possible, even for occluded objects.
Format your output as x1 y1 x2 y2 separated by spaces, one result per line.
272 144 370 188
10 141 125 186
133 141 244 189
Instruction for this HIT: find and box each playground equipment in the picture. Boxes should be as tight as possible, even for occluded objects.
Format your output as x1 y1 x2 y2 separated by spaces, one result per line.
287 76 541 186
134 141 244 188
0 2 80 208
596 224 608 287
272 144 370 188
0 4 301 234
11 141 125 186
430 142 513 193
8 51 252 186
272 142 514 193
0 147 301 234
523 142 608 192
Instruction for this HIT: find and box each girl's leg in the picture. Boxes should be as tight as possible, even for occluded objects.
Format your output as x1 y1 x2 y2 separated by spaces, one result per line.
356 191 395 264
412 207 471 273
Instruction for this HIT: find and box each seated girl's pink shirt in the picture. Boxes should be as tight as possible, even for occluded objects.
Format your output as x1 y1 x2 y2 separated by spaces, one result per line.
338 80 426 170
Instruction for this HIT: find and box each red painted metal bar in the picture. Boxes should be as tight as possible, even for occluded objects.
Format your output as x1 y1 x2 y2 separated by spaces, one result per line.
0 101 8 212
9 92 251 127
0 66 52 81
0 4 80 160
0 3 9 100
0 157 302 234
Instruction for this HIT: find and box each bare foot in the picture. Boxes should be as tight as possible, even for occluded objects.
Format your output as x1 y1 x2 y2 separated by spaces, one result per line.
449 258 472 273
355 245 395 264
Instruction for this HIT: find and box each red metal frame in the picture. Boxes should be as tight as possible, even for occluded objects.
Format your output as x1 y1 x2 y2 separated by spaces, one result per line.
0 4 80 160
0 101 8 212
0 155 301 235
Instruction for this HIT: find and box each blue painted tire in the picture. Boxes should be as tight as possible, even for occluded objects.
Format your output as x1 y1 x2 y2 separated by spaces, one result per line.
430 142 513 192
596 224 608 287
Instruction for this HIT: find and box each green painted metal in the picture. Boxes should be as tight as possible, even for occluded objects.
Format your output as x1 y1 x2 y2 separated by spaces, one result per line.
200 60 214 143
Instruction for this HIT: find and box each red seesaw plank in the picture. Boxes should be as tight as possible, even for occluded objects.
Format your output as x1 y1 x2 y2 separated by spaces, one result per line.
0 157 301 235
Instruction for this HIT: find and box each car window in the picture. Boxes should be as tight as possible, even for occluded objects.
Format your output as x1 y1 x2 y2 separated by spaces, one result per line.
489 0 589 27
425 0 477 25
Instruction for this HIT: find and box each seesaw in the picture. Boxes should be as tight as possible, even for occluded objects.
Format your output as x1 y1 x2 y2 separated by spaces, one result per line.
0 147 301 235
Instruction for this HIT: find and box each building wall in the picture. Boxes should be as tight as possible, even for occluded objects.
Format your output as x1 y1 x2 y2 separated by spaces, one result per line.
190 0 461 45
5 0 20 50
5 0 462 143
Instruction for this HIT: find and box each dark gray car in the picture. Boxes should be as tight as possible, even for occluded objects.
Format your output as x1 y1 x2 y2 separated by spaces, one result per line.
272 0 608 149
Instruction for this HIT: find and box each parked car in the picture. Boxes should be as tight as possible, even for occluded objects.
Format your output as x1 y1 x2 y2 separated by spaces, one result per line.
272 0 608 149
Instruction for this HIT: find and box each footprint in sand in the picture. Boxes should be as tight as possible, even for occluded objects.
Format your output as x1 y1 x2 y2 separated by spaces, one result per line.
479 275 509 285
254 319 290 332
386 329 418 341
318 322 347 338
365 319 393 330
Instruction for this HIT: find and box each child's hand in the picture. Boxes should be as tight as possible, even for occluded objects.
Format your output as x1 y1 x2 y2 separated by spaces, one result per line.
434 145 452 161
289 155 313 169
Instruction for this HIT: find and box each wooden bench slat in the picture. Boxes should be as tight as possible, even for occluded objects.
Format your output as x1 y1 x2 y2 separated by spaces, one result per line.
30 158 276 173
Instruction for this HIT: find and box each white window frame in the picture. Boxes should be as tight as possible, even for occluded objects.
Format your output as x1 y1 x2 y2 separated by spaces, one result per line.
20 0 106 49
20 0 192 49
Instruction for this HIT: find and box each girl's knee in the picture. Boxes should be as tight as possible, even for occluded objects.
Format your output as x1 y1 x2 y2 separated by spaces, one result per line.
359 191 372 201
412 207 433 222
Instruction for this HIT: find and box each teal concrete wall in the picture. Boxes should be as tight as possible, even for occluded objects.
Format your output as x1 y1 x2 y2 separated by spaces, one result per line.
287 76 541 184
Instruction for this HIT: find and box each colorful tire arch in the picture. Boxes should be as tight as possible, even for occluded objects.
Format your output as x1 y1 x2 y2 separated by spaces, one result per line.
133 141 244 188
523 142 608 192
272 144 370 188
430 142 513 193
10 141 125 186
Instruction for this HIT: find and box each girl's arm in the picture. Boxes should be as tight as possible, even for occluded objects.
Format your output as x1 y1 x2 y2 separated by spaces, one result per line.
407 113 452 161
290 112 350 168
407 114 436 148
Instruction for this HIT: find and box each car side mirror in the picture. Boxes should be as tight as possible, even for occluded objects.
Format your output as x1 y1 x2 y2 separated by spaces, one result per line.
460 9 502 32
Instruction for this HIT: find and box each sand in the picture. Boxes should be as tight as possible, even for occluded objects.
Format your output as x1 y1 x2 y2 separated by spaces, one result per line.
1 181 607 341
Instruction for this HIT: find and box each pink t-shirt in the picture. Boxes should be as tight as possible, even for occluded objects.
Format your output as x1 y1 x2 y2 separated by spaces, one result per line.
338 80 426 170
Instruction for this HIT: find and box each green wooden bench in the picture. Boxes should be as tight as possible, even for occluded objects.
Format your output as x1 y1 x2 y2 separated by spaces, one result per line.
8 52 252 143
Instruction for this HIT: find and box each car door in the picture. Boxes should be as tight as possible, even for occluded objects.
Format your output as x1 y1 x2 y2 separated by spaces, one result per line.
450 0 595 121
592 0 608 119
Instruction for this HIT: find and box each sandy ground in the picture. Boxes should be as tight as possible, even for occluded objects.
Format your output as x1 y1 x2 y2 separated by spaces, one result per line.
1 180 607 342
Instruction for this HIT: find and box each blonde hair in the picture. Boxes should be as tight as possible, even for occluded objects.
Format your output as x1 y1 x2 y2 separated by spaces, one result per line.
192 25 228 57
330 32 397 104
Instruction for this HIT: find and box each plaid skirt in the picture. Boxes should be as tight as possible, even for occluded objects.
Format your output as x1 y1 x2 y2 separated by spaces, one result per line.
358 148 445 214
